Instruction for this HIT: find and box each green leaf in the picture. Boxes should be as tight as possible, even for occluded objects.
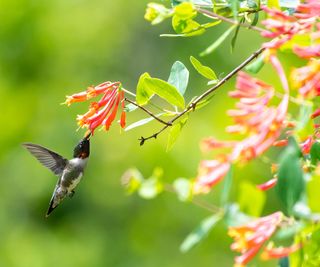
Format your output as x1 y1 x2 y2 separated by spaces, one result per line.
172 16 205 35
168 61 189 96
276 137 305 215
295 101 314 139
230 18 243 52
275 221 304 241
121 168 144 194
124 103 138 112
190 56 217 80
238 182 266 217
245 54 265 74
307 173 320 213
251 11 259 26
144 77 185 108
136 72 153 105
166 117 188 151
310 141 320 167
145 3 172 25
138 168 163 199
171 0 213 7
290 226 320 267
125 117 155 132
220 165 233 207
173 178 192 201
200 25 236 56
267 0 280 9
174 2 196 20
278 257 289 267
187 94 215 111
224 203 252 227
180 213 223 252
228 0 239 21
162 20 219 38
279 0 300 8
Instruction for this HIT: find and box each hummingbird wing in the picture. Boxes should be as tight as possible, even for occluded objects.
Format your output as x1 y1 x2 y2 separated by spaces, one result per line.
22 143 68 176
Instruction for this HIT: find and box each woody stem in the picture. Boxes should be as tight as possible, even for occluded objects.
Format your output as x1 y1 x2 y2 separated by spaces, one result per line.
139 46 265 145
124 98 172 126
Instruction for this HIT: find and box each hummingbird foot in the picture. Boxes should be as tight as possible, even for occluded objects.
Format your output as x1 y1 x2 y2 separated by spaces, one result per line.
68 190 75 198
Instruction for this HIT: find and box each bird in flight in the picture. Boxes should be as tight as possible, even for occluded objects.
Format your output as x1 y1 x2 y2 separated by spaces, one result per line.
23 134 90 217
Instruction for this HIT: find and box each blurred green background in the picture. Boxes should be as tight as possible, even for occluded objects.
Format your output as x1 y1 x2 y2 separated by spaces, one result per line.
0 1 283 266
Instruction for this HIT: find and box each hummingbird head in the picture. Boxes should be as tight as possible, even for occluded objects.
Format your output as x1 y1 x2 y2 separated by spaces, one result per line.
73 135 90 159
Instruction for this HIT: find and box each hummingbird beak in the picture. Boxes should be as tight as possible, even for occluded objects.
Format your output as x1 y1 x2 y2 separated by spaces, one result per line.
84 132 91 140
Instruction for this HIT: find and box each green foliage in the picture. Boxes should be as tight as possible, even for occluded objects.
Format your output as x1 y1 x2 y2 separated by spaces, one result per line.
124 103 138 112
278 257 289 267
245 53 265 74
224 203 252 227
276 137 305 215
307 174 320 213
144 77 185 108
190 56 217 81
220 165 233 207
310 141 320 167
123 168 164 199
228 0 240 20
166 117 189 151
295 102 314 139
230 17 243 52
267 0 280 9
290 226 320 267
173 178 193 201
238 181 266 217
168 61 189 96
200 25 236 56
136 72 153 105
171 2 206 36
180 213 223 252
145 3 173 25
125 116 159 131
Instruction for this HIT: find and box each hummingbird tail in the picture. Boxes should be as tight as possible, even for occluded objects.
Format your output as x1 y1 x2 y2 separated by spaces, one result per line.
45 198 58 218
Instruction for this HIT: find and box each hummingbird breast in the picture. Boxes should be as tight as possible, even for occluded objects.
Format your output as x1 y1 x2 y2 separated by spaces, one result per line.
60 158 87 192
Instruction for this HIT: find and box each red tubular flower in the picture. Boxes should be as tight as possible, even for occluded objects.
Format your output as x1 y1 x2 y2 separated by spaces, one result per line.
296 0 320 19
229 212 283 266
64 81 126 134
291 59 320 98
261 2 318 53
301 136 314 154
273 139 288 147
194 159 231 194
260 243 301 260
194 72 289 193
257 178 277 191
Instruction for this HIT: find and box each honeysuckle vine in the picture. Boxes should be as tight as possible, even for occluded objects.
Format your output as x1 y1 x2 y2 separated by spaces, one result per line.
63 1 320 266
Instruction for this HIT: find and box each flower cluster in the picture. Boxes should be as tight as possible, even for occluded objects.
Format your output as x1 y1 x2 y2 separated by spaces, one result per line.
291 59 320 98
229 212 298 266
261 3 319 53
194 72 288 193
64 81 126 134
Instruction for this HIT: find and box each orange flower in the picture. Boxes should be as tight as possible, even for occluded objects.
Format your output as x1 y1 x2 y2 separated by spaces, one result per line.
260 243 301 260
194 72 289 193
229 212 283 266
291 59 320 98
257 178 277 191
194 159 231 194
65 81 126 133
261 3 317 50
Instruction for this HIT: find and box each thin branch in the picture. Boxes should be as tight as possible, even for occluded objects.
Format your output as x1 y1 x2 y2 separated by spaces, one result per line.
124 98 172 127
197 8 265 33
139 47 265 145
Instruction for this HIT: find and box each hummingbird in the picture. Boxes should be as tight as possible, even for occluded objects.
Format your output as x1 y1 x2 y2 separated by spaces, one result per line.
22 134 90 217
